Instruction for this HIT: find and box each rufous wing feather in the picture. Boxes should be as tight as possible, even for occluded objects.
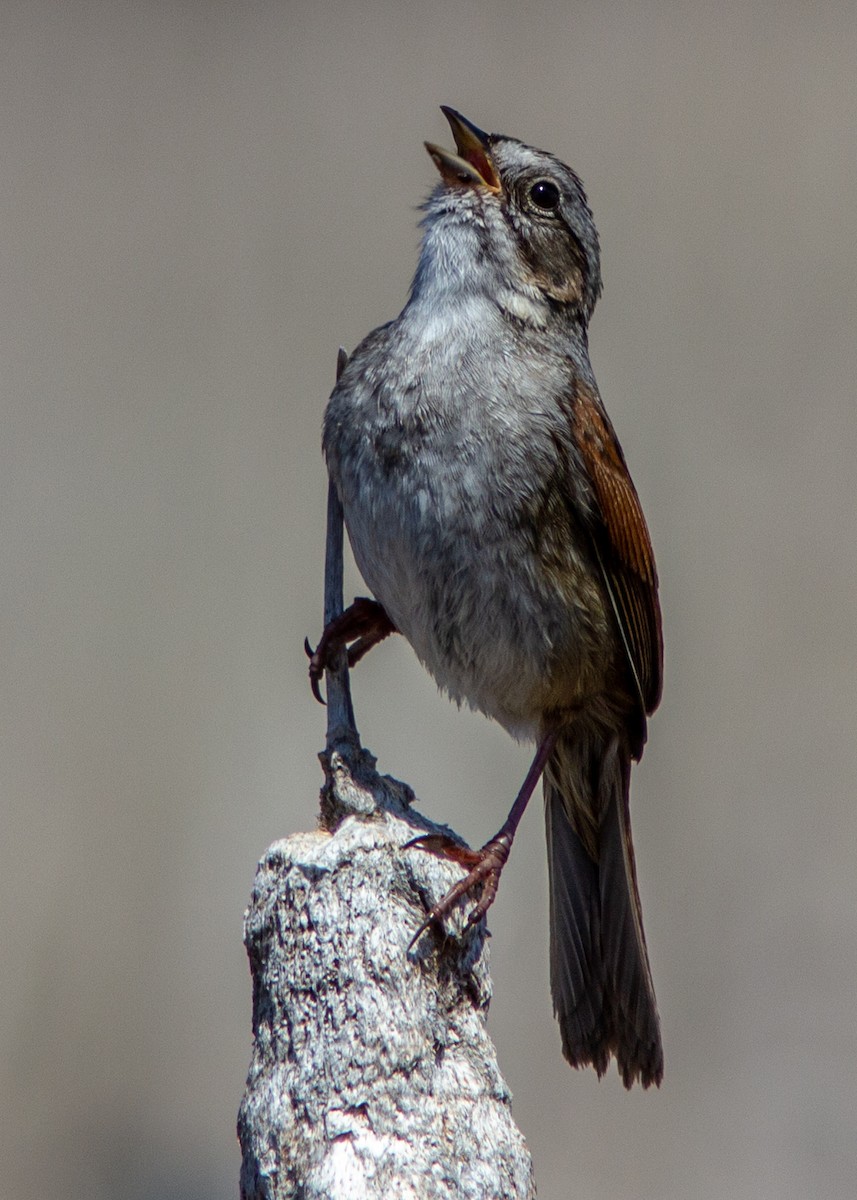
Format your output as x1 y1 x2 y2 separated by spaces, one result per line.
571 382 663 723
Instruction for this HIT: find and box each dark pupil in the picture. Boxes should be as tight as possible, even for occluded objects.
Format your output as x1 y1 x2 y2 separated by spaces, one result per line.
530 180 560 209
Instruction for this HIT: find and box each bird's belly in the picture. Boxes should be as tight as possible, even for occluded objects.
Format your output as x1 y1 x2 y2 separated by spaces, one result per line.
340 450 611 739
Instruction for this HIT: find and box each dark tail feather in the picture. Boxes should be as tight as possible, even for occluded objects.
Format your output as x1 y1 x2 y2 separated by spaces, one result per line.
545 735 663 1088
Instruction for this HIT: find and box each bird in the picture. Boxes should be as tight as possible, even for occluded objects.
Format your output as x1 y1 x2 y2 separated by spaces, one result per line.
309 107 664 1088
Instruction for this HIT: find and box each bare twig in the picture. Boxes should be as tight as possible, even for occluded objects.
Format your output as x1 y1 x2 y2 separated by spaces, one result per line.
320 348 358 746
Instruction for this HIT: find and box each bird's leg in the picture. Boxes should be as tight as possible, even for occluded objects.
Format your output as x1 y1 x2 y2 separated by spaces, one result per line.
409 730 559 945
305 597 397 703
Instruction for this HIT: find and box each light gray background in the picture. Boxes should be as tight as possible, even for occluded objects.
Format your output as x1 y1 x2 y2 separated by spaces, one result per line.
2 3 855 1198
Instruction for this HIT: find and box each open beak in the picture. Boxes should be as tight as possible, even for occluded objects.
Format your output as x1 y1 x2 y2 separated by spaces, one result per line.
425 106 501 192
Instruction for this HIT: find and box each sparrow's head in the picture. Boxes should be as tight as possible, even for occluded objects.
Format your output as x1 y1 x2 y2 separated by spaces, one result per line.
422 107 602 323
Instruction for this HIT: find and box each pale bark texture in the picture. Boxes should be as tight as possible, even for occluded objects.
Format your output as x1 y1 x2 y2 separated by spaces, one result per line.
237 740 536 1199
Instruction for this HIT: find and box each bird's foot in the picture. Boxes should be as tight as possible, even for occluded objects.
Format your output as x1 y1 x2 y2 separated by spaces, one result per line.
407 830 513 947
305 597 397 703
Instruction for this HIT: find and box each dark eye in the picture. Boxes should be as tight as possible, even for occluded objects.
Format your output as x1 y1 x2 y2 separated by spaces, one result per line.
529 179 560 210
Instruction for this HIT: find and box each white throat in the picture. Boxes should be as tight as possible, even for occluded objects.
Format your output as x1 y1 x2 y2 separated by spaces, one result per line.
407 195 550 330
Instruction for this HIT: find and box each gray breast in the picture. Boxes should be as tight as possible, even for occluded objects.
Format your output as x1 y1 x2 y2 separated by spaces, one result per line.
324 306 608 735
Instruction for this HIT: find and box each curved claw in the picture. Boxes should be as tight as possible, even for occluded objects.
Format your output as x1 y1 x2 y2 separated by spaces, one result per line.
407 835 509 949
409 913 438 950
305 600 397 710
304 636 327 706
404 832 481 869
408 870 482 949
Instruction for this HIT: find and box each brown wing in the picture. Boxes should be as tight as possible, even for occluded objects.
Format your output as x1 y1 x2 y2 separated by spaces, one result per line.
570 382 663 721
